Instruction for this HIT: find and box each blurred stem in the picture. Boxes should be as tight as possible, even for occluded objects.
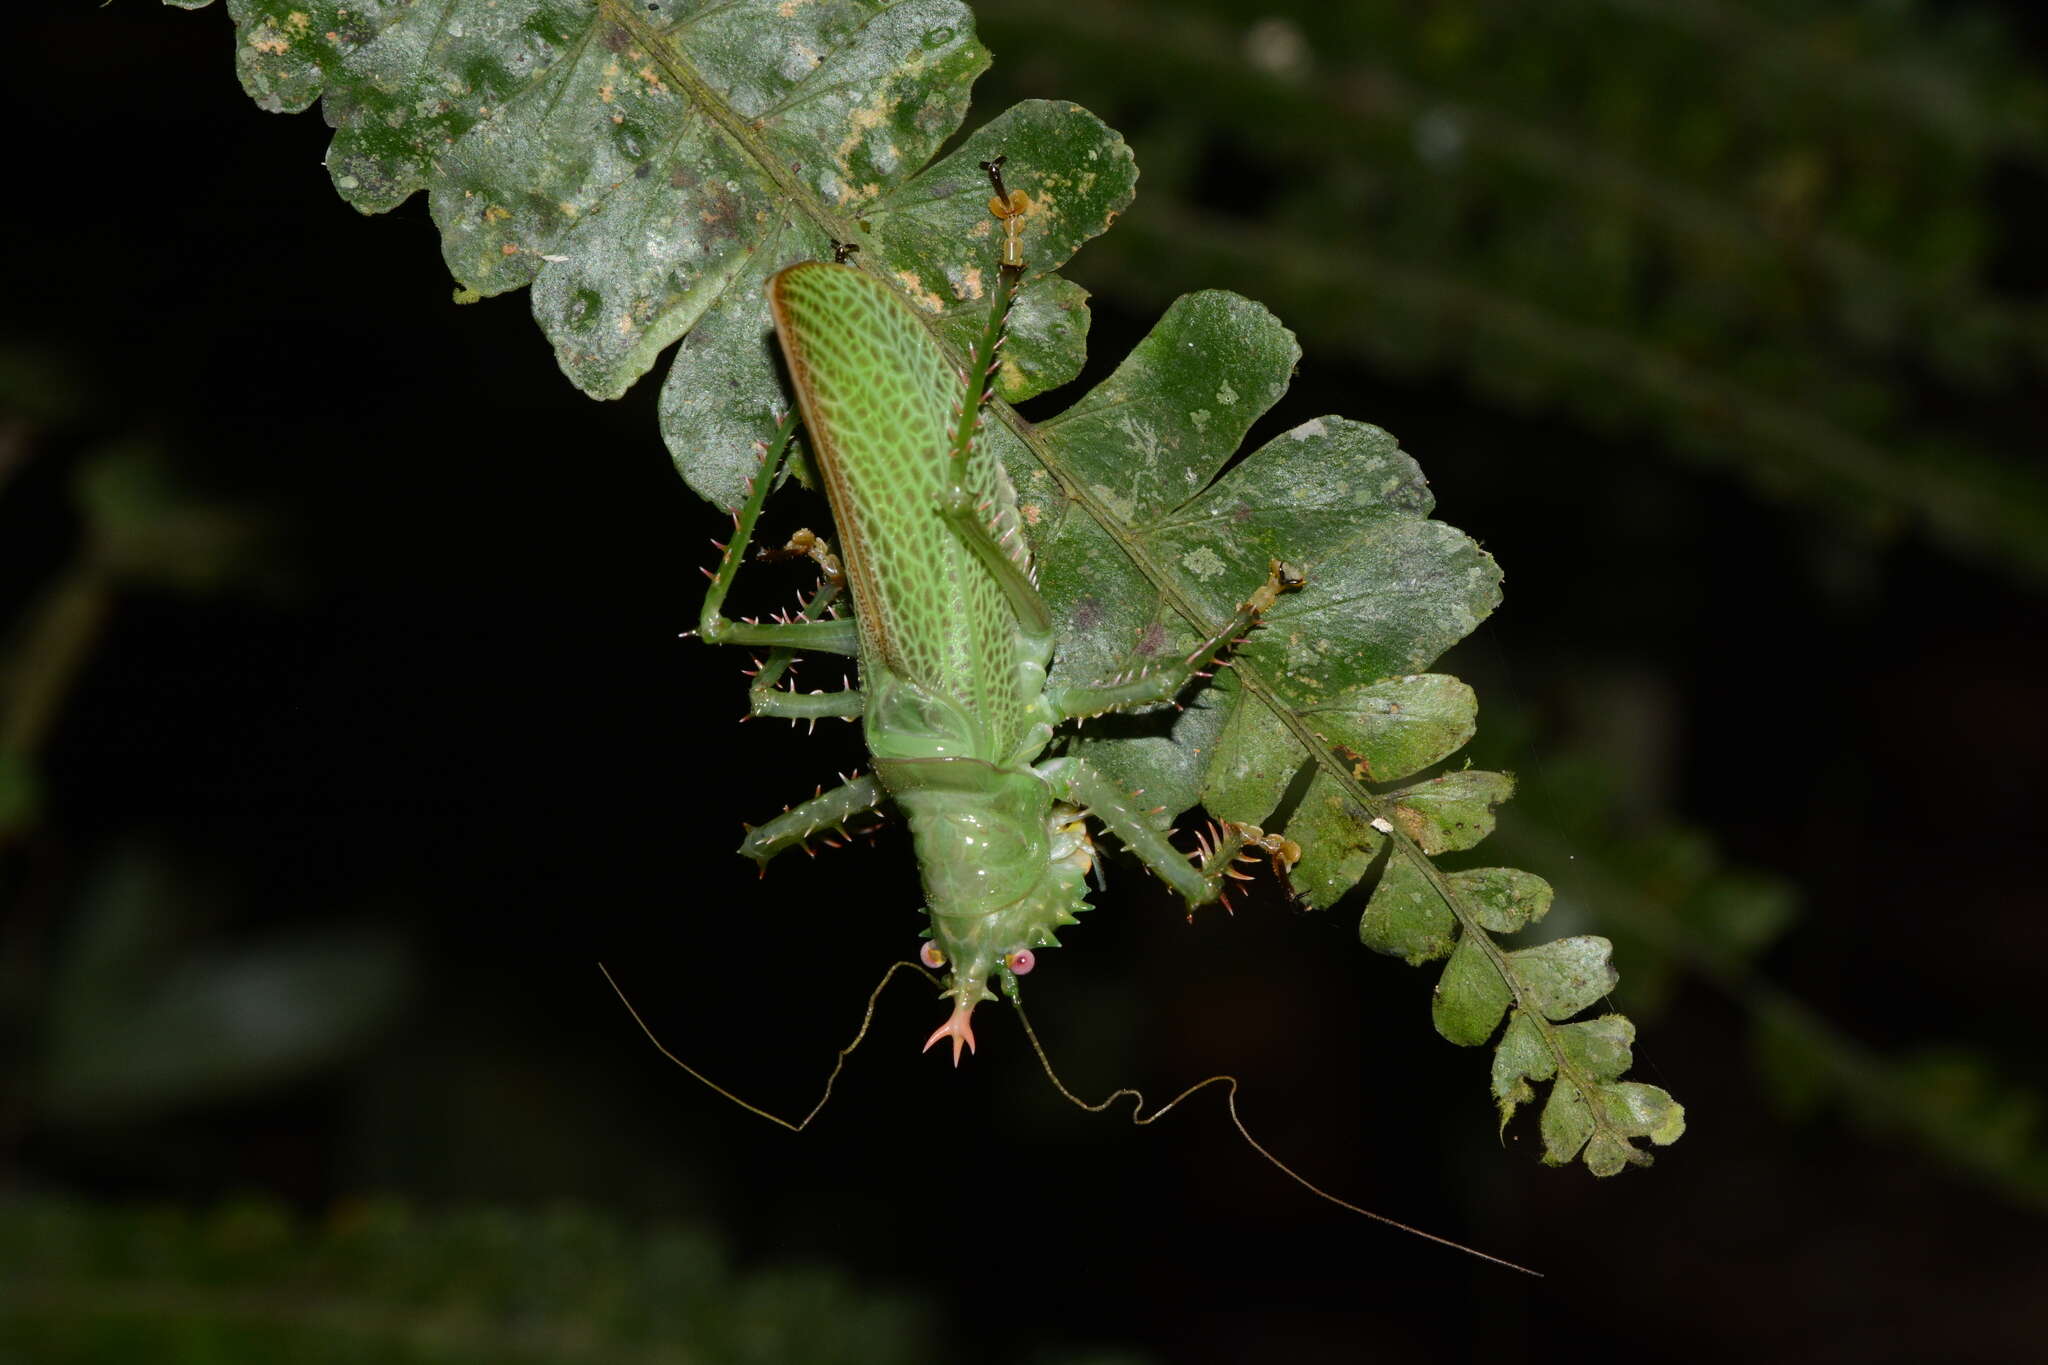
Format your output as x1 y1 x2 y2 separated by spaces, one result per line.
3 566 113 761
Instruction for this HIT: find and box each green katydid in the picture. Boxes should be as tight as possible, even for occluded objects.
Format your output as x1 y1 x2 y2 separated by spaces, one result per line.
698 161 1299 1063
626 162 1537 1273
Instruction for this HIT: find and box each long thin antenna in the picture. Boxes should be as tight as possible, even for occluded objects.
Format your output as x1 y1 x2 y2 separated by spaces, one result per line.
599 960 940 1133
1008 994 1543 1277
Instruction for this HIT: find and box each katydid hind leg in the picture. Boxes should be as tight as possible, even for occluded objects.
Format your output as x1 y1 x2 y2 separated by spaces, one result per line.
1049 560 1303 721
1040 756 1294 913
1039 756 1212 906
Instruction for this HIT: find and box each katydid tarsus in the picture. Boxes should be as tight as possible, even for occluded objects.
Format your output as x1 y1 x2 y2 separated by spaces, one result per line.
646 160 1536 1273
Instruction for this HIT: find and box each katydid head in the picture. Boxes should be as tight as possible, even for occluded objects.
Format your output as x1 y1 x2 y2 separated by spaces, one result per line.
918 934 1052 1065
897 777 1096 1065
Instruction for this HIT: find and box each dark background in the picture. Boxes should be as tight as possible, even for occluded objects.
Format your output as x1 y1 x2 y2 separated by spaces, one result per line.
4 2 2046 1361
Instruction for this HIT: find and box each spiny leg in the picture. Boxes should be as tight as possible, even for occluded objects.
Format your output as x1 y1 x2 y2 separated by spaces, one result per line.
739 771 887 868
1037 756 1294 914
697 410 859 657
1049 560 1303 721
935 157 1052 647
948 157 1028 465
938 491 1052 643
744 529 865 723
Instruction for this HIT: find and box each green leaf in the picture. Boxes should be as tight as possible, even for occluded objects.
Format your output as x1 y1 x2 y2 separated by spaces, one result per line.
1451 866 1554 934
1001 317 1672 1160
1387 769 1515 855
1509 935 1619 1021
1359 855 1454 965
1432 934 1512 1047
189 0 1133 498
1306 674 1477 785
1494 1010 1686 1171
1540 1077 1597 1169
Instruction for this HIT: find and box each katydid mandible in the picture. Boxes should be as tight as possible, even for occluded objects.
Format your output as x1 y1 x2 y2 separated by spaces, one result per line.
698 161 1300 1061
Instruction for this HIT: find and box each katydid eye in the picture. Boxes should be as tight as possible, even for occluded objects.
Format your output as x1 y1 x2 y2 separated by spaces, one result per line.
920 941 946 969
1005 949 1036 974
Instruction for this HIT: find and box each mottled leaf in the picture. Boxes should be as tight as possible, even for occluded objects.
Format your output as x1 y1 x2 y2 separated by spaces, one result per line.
1511 936 1620 1021
1388 769 1515 855
1359 855 1454 965
1432 934 1512 1047
1452 866 1554 935
185 0 1133 506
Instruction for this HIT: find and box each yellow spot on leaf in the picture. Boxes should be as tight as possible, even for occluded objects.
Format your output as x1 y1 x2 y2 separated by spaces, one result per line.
893 271 946 314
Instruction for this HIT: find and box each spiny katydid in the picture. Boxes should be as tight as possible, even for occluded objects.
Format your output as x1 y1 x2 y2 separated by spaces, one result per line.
697 160 1299 1063
643 165 1539 1274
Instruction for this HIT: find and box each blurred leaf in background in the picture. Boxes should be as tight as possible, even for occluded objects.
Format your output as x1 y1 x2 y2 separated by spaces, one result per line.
0 1196 939 1365
976 0 2048 581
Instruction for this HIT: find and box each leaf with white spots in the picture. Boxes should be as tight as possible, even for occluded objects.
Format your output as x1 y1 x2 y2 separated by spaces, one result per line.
1006 290 1675 1173
190 0 1133 504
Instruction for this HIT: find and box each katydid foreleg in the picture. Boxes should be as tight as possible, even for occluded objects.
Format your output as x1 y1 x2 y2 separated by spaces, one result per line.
694 415 865 725
739 772 887 866
696 413 860 660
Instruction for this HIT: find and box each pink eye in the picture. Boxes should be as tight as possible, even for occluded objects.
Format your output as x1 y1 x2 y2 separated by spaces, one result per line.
1005 949 1036 974
919 941 946 969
